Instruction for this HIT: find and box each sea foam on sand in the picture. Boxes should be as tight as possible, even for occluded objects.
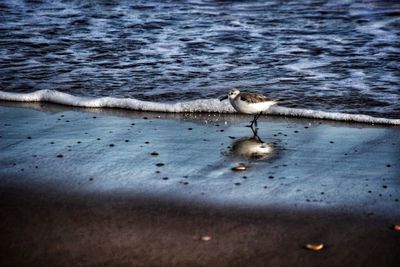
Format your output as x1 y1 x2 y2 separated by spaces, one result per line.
0 89 399 125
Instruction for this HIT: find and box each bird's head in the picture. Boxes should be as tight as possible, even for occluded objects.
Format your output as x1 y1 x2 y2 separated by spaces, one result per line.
228 88 240 99
219 88 240 101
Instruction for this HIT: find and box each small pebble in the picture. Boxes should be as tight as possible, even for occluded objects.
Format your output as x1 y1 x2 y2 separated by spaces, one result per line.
56 154 63 158
234 182 241 186
305 243 324 251
188 128 193 130
201 236 211 241
151 152 159 156
109 144 115 147
156 163 165 167
162 177 169 180
232 165 246 171
386 164 391 167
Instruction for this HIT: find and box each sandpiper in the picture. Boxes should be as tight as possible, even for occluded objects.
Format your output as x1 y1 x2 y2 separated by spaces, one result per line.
220 88 277 128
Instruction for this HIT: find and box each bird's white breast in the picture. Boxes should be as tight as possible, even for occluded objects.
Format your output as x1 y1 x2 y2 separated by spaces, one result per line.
230 98 276 114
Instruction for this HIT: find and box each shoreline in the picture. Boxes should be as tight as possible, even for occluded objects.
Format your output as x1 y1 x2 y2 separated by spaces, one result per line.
1 90 400 125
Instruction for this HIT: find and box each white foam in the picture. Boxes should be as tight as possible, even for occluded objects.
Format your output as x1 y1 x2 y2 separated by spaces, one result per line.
0 90 399 125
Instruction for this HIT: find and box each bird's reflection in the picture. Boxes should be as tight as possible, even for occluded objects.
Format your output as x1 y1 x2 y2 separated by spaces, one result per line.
229 127 275 161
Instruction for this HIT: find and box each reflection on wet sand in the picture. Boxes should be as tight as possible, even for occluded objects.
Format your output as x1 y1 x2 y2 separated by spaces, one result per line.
229 128 276 161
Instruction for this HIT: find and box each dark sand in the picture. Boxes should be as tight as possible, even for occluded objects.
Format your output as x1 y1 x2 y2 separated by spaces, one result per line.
1 185 400 267
0 102 399 267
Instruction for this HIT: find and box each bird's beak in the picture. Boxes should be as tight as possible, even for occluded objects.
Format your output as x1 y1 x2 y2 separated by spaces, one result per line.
219 95 228 101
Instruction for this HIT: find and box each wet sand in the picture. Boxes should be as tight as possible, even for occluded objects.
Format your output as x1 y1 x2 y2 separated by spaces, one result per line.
0 102 399 266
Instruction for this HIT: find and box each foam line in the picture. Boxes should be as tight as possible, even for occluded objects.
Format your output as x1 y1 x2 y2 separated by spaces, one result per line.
0 90 399 125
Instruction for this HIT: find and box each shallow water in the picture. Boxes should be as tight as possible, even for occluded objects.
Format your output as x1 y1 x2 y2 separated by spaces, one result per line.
0 0 399 118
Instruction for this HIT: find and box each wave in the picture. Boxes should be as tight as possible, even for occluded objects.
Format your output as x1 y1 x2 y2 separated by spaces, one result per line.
0 90 399 125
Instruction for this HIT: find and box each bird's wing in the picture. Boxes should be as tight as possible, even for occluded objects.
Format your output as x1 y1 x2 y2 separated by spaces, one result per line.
239 92 276 103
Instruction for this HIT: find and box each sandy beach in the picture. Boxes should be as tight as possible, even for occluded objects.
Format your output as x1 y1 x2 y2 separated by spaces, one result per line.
1 102 399 267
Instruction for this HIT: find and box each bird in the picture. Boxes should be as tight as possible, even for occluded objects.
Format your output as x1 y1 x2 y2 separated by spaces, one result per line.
220 88 277 128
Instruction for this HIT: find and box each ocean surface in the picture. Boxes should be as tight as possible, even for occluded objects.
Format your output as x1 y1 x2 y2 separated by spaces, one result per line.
0 0 399 119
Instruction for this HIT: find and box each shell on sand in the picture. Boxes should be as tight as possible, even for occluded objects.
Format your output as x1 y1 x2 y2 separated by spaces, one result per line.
201 236 212 241
232 164 247 171
305 243 324 251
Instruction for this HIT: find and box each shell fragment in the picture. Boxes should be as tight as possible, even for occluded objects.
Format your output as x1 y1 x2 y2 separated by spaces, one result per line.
305 243 324 251
201 236 212 241
232 165 247 171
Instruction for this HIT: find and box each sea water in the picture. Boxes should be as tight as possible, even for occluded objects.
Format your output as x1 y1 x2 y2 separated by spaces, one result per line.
0 0 399 120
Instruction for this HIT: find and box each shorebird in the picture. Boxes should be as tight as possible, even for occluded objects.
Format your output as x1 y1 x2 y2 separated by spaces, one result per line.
220 88 277 128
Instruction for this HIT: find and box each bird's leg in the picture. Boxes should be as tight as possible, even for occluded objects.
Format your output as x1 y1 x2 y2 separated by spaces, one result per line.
248 112 262 128
251 126 264 143
249 115 257 128
254 112 262 128
251 125 257 135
